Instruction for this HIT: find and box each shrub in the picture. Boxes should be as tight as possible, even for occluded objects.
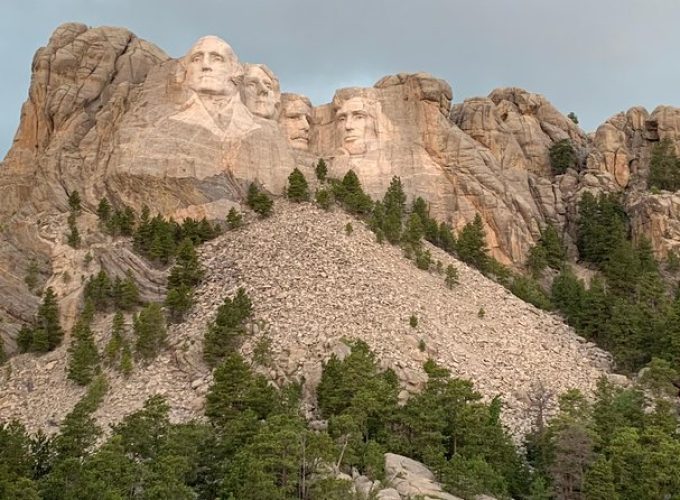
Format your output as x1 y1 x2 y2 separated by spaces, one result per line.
409 315 418 328
648 138 680 191
286 168 310 202
246 183 274 217
315 158 328 182
549 139 577 175
226 207 243 230
67 304 100 386
203 288 253 367
445 265 459 289
315 188 333 210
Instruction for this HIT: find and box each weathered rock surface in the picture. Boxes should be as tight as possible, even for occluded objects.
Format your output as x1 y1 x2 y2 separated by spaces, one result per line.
384 453 463 499
0 202 612 438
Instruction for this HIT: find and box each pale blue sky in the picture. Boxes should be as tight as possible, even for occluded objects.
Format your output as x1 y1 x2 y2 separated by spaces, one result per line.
2 0 680 158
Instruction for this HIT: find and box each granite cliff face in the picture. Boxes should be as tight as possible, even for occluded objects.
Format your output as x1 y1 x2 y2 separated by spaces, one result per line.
1 24 680 383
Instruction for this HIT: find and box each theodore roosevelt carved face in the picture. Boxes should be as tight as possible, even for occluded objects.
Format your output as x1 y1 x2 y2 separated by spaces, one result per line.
241 64 280 119
184 36 240 97
335 96 376 156
279 94 312 150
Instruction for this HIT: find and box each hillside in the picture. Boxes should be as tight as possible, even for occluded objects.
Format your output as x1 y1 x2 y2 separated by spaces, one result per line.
0 201 612 436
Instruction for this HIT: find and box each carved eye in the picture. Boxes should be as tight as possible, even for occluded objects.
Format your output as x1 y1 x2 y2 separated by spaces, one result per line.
191 54 202 63
211 54 224 63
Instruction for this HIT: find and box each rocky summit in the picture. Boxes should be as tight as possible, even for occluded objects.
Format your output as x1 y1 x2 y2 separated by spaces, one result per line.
0 23 677 435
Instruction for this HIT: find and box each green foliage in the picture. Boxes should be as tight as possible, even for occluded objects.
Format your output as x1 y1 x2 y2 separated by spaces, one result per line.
104 312 133 376
96 198 111 223
478 307 486 319
166 238 204 321
67 304 100 386
549 139 577 175
332 171 373 215
203 288 253 367
315 188 333 210
415 248 432 270
287 168 310 202
0 336 5 366
104 204 135 237
456 214 489 272
134 303 166 360
648 138 680 192
577 192 628 265
66 212 81 249
315 158 328 181
84 270 139 312
344 222 353 235
133 210 219 264
638 357 679 398
24 259 39 292
509 275 552 310
445 264 459 289
67 190 81 213
567 112 579 125
18 287 64 353
226 207 243 230
409 314 418 328
527 224 566 276
247 183 274 217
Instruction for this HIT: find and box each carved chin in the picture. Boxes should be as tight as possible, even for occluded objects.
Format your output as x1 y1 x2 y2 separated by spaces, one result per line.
290 137 309 149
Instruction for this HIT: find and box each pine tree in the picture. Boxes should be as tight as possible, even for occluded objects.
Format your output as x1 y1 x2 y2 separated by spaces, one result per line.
0 335 6 365
403 213 424 248
66 212 81 249
381 177 406 243
549 139 577 175
315 158 328 181
438 222 456 253
226 207 243 230
97 198 111 223
67 305 100 386
35 287 63 352
246 183 274 217
456 214 489 272
335 170 373 215
134 303 167 360
445 264 459 289
168 239 203 289
17 325 33 353
68 190 81 213
203 288 253 367
286 168 310 202
104 312 125 367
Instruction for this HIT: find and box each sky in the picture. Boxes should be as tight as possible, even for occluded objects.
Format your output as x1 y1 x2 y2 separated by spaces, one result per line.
2 0 680 158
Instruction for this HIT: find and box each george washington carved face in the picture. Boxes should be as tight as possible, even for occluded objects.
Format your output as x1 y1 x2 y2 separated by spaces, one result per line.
184 36 240 97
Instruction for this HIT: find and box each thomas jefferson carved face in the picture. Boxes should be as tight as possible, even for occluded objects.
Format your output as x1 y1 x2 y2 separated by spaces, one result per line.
242 65 280 119
280 95 312 150
184 36 239 96
336 97 374 155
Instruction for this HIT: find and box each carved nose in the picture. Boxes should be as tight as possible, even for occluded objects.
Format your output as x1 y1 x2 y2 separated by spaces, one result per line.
344 116 354 130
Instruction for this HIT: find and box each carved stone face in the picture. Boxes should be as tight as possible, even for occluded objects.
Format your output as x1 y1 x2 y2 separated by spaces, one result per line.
242 65 280 119
280 97 312 150
184 36 238 96
336 97 374 155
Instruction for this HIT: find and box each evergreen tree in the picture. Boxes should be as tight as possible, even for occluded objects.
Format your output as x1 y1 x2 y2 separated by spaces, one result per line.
0 335 6 365
104 312 125 367
551 268 586 328
66 212 81 249
456 214 489 272
549 139 577 175
226 207 243 230
168 239 204 289
16 325 33 353
203 288 253 366
286 168 310 202
315 158 328 181
648 138 680 191
67 190 81 213
134 303 167 360
445 264 459 288
67 305 100 386
315 188 333 210
36 287 63 352
577 192 627 264
334 170 373 215
438 222 456 253
381 176 406 243
96 198 111 223
403 213 424 248
246 183 274 217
